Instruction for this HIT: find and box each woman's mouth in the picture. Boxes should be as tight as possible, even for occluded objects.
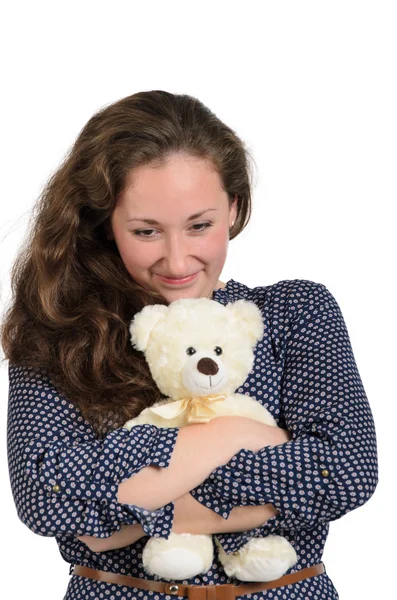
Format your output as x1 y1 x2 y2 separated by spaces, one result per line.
155 272 199 285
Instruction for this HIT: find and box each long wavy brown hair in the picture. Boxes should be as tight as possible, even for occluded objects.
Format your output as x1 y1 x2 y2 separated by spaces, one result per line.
1 90 254 436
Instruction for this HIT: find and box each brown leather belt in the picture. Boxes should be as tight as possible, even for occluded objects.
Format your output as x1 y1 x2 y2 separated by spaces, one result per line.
73 563 325 598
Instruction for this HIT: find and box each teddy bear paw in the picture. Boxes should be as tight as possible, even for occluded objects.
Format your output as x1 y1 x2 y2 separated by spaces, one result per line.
215 535 298 582
142 533 214 580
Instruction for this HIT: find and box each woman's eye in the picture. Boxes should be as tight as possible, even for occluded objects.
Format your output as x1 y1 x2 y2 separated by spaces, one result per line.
133 229 158 238
132 222 212 238
190 222 213 233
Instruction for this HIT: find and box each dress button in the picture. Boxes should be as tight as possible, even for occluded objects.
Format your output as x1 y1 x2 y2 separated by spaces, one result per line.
52 484 61 493
321 469 330 478
165 584 179 595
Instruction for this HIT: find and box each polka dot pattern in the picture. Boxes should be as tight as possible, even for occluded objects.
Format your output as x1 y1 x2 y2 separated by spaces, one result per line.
8 366 178 540
6 279 378 599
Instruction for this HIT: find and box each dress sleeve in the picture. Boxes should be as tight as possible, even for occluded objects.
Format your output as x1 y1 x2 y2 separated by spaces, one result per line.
7 365 179 539
190 282 378 551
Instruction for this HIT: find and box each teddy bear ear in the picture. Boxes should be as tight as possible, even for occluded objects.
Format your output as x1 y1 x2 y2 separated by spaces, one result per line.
226 300 264 346
129 304 169 352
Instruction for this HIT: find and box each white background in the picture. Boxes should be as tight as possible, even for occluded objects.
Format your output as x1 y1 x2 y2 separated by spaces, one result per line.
1 1 395 598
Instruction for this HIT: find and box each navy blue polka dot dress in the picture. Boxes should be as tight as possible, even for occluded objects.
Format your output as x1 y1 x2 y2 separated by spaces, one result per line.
7 279 378 599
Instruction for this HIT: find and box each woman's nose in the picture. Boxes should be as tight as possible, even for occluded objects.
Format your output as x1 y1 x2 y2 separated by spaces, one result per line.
163 233 190 276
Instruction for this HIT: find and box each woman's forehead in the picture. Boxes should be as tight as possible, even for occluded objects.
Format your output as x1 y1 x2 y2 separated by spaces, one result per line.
123 154 222 196
115 155 228 219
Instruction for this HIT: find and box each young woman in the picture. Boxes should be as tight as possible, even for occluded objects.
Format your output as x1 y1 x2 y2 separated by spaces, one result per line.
3 90 378 599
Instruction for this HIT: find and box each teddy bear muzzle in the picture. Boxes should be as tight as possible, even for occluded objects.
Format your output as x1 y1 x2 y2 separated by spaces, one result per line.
197 357 219 376
182 352 228 395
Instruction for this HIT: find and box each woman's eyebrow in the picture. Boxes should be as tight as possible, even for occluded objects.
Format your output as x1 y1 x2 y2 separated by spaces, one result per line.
126 209 217 225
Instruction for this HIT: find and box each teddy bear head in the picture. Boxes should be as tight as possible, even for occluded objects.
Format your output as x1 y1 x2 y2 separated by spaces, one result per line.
129 298 264 400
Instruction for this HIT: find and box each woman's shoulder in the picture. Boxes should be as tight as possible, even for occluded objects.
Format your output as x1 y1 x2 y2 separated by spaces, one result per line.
8 364 63 396
8 365 88 423
217 278 334 314
8 364 53 399
216 279 340 361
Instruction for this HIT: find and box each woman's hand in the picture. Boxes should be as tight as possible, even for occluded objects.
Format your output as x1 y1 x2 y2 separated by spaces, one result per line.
77 523 145 553
172 492 278 535
210 416 291 453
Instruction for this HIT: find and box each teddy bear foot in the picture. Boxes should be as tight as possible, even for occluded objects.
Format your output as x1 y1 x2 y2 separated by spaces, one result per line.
142 533 214 580
215 535 298 582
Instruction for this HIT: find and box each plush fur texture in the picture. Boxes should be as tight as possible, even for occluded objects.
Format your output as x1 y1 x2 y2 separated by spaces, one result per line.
124 298 297 582
130 298 264 400
142 533 214 580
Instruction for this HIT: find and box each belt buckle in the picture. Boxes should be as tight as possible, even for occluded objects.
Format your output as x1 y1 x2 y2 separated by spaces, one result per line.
164 583 181 595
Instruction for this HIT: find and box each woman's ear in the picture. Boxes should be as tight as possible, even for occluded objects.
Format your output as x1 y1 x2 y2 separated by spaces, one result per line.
229 194 238 228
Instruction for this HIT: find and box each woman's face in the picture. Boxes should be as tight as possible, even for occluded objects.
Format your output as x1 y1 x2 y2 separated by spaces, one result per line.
110 152 237 303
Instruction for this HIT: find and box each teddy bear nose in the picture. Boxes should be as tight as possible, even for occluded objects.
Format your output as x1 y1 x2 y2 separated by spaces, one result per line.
197 357 219 376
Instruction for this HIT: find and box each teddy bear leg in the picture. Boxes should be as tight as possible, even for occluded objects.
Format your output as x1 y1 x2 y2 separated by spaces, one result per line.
142 532 214 581
215 535 297 582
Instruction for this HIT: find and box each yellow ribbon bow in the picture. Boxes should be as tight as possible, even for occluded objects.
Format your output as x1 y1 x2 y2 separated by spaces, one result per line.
149 393 227 424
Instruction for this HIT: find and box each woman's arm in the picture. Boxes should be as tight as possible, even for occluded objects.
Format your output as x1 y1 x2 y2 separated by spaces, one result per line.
7 365 180 541
117 416 290 510
190 281 379 554
9 365 288 546
80 425 289 552
80 420 289 551
78 492 279 552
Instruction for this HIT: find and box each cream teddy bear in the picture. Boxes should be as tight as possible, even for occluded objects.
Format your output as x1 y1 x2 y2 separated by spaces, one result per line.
124 298 297 582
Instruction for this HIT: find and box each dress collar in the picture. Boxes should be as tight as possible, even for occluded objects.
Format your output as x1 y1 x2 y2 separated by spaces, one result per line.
212 279 251 305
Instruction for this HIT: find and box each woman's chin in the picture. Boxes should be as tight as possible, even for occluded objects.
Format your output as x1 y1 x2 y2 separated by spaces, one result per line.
162 288 203 302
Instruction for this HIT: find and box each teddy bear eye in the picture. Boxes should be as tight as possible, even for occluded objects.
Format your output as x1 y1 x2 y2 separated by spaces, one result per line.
186 347 197 356
214 346 223 356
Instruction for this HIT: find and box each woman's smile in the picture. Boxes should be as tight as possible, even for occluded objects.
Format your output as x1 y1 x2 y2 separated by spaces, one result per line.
154 271 200 285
